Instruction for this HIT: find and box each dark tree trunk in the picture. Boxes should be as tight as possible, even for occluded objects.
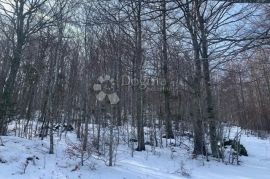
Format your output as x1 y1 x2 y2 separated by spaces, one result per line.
135 0 145 151
161 0 174 139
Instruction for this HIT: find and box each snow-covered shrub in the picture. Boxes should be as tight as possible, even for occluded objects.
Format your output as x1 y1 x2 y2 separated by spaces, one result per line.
177 161 191 178
21 156 39 174
87 160 97 171
65 140 93 166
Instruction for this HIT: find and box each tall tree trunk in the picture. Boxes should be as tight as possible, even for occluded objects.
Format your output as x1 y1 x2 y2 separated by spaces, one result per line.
83 114 89 151
199 16 219 157
192 38 206 156
0 0 25 135
49 120 54 154
161 0 174 139
135 0 145 151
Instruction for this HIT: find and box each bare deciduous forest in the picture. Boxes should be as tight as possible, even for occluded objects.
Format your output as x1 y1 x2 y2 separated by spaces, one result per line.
0 0 270 178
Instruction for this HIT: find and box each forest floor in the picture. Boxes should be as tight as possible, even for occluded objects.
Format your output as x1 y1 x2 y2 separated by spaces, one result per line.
0 126 270 179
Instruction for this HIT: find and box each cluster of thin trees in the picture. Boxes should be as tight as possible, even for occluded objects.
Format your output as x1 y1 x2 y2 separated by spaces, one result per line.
0 0 269 160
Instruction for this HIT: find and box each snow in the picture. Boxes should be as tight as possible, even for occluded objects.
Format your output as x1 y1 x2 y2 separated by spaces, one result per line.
0 127 270 179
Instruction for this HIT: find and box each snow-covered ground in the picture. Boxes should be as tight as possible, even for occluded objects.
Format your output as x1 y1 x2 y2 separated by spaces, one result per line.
0 128 270 179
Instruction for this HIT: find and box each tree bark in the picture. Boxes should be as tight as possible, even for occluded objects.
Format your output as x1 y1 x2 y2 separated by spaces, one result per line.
161 0 174 139
135 0 145 151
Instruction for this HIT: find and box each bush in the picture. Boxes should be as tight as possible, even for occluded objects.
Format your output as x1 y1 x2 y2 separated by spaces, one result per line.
223 139 248 156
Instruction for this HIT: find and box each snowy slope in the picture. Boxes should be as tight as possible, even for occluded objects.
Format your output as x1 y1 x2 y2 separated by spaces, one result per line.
0 129 269 179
